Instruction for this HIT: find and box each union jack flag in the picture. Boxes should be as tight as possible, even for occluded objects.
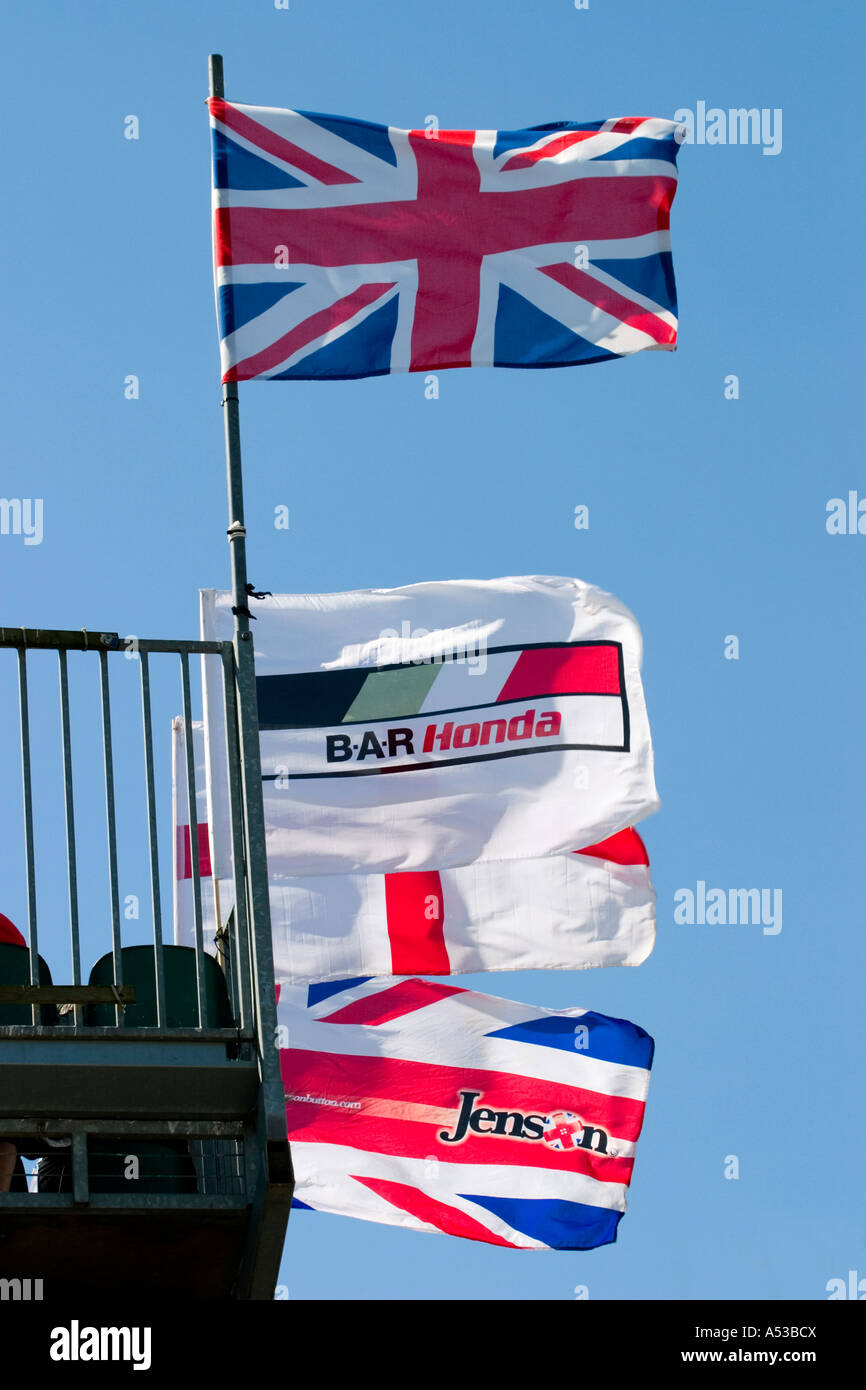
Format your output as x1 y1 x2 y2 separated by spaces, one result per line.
279 977 654 1249
208 101 681 381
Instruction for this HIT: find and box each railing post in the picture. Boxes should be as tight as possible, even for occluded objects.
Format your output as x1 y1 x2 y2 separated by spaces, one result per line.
16 646 40 1025
58 650 84 1027
98 648 124 1025
139 651 167 1029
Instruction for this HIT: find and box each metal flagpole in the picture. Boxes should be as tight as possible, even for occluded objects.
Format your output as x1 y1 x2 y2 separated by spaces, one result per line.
208 56 292 1276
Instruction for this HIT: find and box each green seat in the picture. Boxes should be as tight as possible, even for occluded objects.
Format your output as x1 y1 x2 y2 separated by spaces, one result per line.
0 942 59 1026
44 945 234 1197
85 945 234 1028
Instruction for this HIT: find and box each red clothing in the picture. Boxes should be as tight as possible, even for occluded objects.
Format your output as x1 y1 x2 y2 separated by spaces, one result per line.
0 913 27 947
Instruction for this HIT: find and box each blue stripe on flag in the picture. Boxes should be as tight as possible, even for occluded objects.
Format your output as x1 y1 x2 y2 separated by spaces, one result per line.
299 110 398 167
270 297 398 380
306 977 372 1008
589 136 680 164
212 128 306 190
492 121 605 159
591 252 677 315
486 1013 654 1070
218 282 304 339
459 1193 622 1249
493 285 618 368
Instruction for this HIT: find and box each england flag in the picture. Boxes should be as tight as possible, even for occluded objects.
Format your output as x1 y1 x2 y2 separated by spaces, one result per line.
171 717 219 950
270 828 655 982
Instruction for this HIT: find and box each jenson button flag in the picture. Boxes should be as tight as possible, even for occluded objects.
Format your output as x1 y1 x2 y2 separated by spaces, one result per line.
279 977 654 1249
208 101 680 380
270 828 655 983
200 576 659 875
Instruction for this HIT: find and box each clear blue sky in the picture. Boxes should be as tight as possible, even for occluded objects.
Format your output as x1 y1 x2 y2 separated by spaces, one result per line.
1 0 863 1300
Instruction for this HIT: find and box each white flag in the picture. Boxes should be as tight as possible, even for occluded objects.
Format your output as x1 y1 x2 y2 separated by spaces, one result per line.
200 575 658 875
194 689 655 981
271 829 655 983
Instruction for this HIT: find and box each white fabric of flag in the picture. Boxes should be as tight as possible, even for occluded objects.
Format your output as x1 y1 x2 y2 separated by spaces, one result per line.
191 693 656 980
200 575 659 876
270 829 655 983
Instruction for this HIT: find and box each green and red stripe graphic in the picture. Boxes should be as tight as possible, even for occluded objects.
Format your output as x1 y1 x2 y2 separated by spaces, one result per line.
257 640 623 729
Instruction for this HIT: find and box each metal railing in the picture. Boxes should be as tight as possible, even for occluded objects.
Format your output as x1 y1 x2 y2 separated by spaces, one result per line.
0 625 291 1296
0 626 258 1036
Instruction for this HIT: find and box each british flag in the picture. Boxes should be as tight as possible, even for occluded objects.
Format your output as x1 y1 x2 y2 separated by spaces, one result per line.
279 976 654 1249
208 100 681 381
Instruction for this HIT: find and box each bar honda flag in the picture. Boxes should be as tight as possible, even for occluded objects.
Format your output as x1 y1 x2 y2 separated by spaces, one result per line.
200 575 659 876
208 100 680 380
171 717 219 949
278 977 654 1249
271 828 655 982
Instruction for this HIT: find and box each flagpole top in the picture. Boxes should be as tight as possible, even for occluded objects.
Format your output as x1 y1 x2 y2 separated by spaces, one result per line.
208 54 224 100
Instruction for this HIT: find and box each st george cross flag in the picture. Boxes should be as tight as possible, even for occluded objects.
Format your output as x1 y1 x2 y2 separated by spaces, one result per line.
279 977 654 1249
208 100 680 380
171 717 219 949
271 828 655 982
200 576 659 875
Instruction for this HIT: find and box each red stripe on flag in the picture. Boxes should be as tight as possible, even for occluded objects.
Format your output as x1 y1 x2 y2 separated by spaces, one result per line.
496 645 621 703
175 823 212 880
501 129 600 171
215 176 676 270
352 1175 520 1247
319 978 465 1026
609 117 648 134
405 133 483 371
576 828 649 867
282 1049 646 1142
197 823 212 876
209 100 360 186
225 281 395 381
287 1096 633 1183
540 262 677 346
384 872 450 975
407 128 476 146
